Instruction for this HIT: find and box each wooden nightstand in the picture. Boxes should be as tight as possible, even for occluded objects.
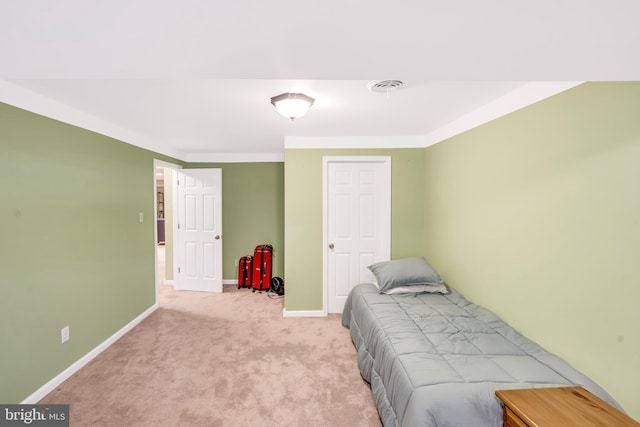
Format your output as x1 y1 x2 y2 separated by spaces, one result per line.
495 386 639 427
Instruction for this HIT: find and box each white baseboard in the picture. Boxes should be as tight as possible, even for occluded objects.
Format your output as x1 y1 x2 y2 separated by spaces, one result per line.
222 279 237 285
165 279 174 285
282 308 327 318
21 304 158 404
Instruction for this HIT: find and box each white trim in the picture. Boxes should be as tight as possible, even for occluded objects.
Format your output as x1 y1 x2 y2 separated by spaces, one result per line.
322 158 328 317
182 152 285 163
154 159 183 170
2 79 583 159
322 156 391 314
0 79 184 160
423 81 584 147
222 279 237 285
0 82 283 164
285 135 425 149
21 304 157 404
153 159 182 304
171 170 179 286
282 308 327 318
285 83 584 151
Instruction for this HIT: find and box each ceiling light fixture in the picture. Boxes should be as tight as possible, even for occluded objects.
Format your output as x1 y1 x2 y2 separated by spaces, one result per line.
270 93 315 121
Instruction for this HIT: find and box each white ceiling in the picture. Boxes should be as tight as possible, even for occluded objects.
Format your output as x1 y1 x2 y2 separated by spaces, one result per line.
1 1 639 162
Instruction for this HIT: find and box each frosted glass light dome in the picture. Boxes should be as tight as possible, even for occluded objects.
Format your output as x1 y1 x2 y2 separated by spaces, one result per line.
270 93 315 121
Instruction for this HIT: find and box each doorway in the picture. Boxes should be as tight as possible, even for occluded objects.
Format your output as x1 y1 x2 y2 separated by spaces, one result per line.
154 164 223 300
154 160 181 305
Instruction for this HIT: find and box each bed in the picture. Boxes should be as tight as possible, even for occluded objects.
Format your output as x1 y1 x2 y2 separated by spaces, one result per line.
341 259 622 427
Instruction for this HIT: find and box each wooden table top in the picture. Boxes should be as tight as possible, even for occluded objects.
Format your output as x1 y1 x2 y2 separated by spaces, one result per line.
495 386 639 427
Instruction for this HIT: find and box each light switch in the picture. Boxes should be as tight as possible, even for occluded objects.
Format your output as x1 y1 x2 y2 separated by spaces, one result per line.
139 212 144 223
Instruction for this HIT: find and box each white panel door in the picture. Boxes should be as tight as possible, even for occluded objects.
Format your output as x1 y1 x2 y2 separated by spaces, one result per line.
325 157 390 313
176 169 222 293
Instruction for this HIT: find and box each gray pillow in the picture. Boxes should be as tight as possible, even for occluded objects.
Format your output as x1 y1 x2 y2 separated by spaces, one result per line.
367 257 444 293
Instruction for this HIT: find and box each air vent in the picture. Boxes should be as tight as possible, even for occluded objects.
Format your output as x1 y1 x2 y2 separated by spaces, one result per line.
367 80 405 93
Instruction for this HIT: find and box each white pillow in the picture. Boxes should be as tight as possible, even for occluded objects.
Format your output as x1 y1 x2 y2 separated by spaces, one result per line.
382 283 448 295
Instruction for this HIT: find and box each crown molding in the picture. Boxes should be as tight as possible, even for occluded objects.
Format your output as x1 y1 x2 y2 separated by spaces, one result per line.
181 152 284 163
284 135 425 149
423 81 584 147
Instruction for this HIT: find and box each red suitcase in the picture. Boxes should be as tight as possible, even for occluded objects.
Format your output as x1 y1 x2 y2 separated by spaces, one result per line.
237 256 253 289
252 244 273 293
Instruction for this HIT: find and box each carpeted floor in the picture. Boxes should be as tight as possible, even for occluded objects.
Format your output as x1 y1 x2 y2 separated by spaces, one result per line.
39 247 381 426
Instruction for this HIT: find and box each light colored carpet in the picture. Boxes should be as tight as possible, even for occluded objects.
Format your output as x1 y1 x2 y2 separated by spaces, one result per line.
39 246 381 426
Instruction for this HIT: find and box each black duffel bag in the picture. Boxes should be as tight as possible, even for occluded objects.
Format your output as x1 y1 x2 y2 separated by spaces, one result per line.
270 277 284 296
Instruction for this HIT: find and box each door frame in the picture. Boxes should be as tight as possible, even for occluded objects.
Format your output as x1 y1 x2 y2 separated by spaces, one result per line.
153 159 182 305
322 156 391 314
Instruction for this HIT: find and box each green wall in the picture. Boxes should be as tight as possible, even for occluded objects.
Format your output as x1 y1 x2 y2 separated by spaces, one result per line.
0 103 285 404
186 162 284 279
0 102 178 403
283 148 425 311
422 82 640 419
4 81 638 420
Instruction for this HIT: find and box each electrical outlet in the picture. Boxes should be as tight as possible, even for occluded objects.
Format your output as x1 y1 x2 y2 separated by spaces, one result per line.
139 212 144 223
234 259 239 267
61 326 70 343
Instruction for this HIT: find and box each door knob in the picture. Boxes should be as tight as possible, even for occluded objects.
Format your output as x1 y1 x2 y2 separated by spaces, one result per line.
215 235 221 240
328 243 334 249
